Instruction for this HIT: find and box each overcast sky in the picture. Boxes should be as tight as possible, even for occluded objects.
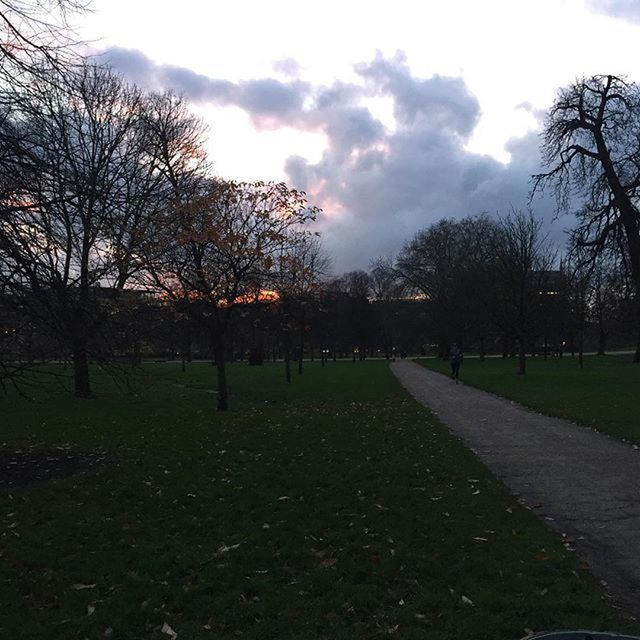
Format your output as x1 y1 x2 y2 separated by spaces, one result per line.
78 0 640 271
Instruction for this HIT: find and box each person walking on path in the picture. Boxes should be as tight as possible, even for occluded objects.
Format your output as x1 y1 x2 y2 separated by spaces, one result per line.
449 343 463 383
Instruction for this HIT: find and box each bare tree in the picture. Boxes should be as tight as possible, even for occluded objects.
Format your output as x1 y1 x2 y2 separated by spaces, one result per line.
369 257 405 359
396 215 497 357
590 250 627 356
0 1 88 85
564 245 594 369
532 75 640 356
140 91 209 200
370 257 405 301
0 62 151 396
336 270 372 361
106 91 210 291
271 234 329 379
493 210 556 375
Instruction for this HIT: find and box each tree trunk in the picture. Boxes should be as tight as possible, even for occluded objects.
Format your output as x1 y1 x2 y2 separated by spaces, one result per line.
131 340 141 368
72 340 91 397
578 331 584 369
214 343 228 411
298 323 304 375
517 334 526 375
248 344 264 366
596 288 606 356
517 292 527 374
597 327 607 356
634 310 640 364
283 332 292 383
479 335 485 362
285 350 291 383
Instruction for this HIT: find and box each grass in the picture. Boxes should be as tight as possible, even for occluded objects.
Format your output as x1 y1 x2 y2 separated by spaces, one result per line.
1 360 638 639
418 354 640 446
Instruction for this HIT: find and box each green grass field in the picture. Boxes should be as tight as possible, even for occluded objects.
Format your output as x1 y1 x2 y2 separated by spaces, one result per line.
418 354 640 446
1 361 637 639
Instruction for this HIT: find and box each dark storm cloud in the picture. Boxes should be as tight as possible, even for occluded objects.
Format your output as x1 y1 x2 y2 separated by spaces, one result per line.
100 47 308 123
236 78 305 116
99 47 155 85
586 0 640 23
99 47 563 270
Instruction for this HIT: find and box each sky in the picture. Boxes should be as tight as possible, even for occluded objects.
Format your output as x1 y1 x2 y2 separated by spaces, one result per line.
75 0 640 272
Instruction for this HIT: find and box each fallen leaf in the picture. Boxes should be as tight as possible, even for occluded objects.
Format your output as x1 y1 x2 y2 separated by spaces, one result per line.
319 557 338 568
461 595 474 606
161 621 178 639
72 583 96 590
87 605 95 616
216 543 240 555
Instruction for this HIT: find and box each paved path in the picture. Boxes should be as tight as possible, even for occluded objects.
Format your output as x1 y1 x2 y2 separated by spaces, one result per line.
391 360 640 616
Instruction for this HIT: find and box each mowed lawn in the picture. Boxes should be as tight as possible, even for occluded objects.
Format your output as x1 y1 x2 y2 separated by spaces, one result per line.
1 361 637 639
419 354 640 445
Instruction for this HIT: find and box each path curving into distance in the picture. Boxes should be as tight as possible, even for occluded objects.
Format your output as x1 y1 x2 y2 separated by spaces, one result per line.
391 360 640 616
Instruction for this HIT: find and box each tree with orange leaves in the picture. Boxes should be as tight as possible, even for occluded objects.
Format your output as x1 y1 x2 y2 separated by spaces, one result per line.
147 178 320 410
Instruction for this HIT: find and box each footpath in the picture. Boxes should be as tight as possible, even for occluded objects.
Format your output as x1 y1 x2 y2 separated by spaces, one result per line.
391 360 640 616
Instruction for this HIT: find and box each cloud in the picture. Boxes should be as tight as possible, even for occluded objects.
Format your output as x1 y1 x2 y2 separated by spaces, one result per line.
273 57 302 78
586 0 640 23
100 47 309 127
356 51 480 137
280 55 560 270
99 47 563 271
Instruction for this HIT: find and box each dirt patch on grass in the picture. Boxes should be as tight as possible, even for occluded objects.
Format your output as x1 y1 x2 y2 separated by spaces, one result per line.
0 443 110 488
